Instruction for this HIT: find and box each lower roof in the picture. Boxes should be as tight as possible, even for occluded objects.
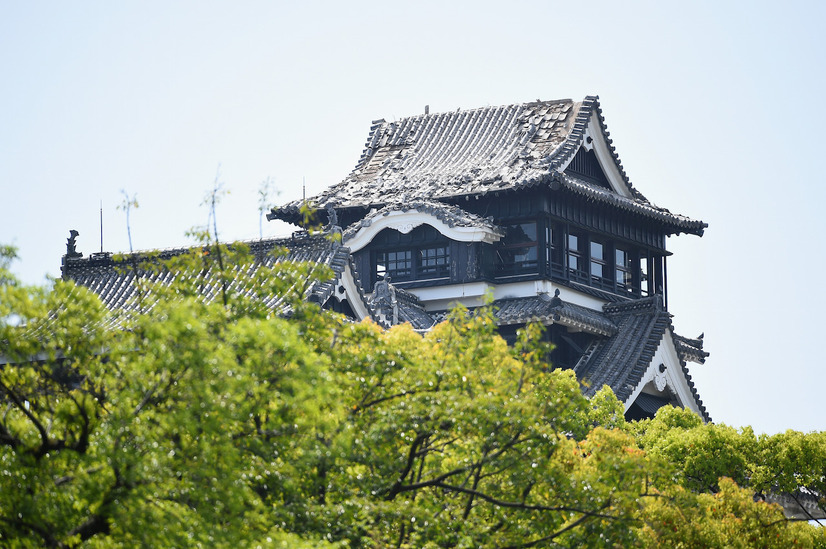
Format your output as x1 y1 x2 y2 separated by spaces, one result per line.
61 232 375 324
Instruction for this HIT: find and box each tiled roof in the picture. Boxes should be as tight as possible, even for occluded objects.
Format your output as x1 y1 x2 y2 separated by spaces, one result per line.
493 292 617 336
766 489 826 521
573 295 710 422
369 279 435 331
556 174 707 234
61 233 370 324
272 96 706 234
341 200 503 242
673 333 708 364
291 99 577 210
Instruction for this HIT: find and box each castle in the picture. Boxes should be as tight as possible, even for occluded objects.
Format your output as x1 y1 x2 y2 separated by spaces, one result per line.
63 96 710 421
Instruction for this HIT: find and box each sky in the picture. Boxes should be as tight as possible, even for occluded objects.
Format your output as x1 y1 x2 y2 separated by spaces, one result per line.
1 1 824 435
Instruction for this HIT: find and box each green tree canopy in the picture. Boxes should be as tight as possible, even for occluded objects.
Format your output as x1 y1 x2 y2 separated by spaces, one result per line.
0 244 824 547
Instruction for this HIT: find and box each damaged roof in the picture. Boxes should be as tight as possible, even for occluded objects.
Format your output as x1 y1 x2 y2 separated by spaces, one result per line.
369 278 435 331
272 96 705 234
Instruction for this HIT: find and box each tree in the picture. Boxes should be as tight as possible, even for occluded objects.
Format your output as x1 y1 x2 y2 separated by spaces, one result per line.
1 244 824 547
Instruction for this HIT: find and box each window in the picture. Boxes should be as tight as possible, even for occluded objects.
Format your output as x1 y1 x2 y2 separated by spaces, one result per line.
497 221 538 274
419 246 450 278
375 246 450 283
640 252 650 296
567 232 587 282
546 222 564 277
553 225 648 296
590 240 608 287
376 250 413 281
615 247 633 293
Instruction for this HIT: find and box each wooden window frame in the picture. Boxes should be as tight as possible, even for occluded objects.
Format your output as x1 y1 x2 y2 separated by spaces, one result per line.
418 245 450 278
496 220 539 276
375 249 413 282
589 239 612 290
567 231 588 283
614 246 636 296
375 245 451 283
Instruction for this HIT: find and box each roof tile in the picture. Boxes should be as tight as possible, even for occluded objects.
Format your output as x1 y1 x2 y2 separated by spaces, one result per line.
272 97 705 235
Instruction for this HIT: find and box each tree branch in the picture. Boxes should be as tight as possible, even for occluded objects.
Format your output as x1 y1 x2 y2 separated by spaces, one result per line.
386 432 431 500
500 503 611 548
384 432 526 500
352 387 440 414
65 513 110 543
463 449 488 520
0 515 64 548
0 378 59 458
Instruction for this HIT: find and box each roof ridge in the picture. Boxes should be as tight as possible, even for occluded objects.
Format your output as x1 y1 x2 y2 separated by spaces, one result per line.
386 98 576 122
603 294 664 314
61 232 342 280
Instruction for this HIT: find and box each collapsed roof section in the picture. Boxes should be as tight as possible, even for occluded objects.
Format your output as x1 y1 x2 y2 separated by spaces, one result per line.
271 96 706 236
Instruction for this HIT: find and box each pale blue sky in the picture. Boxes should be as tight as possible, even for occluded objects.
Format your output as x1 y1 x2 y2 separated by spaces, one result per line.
2 1 824 434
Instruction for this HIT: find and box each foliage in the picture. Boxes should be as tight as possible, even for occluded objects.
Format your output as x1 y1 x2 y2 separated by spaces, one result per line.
639 478 823 548
0 244 824 547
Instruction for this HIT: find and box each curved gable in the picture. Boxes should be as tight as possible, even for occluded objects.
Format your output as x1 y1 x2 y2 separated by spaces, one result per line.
343 202 503 252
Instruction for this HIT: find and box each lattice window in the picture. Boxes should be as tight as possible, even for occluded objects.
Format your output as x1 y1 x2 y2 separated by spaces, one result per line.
419 246 449 277
376 250 413 281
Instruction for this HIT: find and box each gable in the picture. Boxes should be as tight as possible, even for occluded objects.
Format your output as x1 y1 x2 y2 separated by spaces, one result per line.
342 201 504 253
573 295 710 422
553 107 634 199
564 148 611 189
623 329 708 420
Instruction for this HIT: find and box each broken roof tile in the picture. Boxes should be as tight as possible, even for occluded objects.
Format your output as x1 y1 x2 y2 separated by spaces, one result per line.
271 96 706 235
